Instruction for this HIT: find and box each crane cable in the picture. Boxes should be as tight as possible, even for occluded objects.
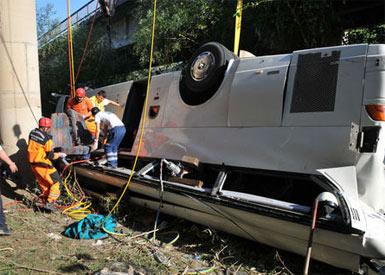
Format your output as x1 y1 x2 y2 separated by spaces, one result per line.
40 0 99 216
75 0 99 83
100 0 245 235
67 0 76 97
100 0 157 237
61 1 240 272
63 0 224 272
95 1 214 273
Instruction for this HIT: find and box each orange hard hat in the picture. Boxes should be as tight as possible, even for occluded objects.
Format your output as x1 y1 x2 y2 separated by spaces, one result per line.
75 88 86 98
39 117 52 128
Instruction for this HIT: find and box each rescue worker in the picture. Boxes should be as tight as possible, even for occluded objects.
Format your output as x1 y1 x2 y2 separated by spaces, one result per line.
91 107 126 168
67 87 96 136
28 118 66 211
90 90 122 112
0 145 18 235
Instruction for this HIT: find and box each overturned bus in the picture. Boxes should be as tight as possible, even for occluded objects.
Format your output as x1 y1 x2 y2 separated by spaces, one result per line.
53 42 385 273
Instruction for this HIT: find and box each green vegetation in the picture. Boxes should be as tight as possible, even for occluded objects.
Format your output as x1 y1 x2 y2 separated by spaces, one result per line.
132 0 234 66
36 3 60 39
344 24 385 45
38 19 138 115
240 0 342 54
38 0 385 115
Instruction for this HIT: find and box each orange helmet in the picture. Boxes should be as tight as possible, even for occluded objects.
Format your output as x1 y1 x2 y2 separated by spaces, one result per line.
75 88 86 98
39 117 52 128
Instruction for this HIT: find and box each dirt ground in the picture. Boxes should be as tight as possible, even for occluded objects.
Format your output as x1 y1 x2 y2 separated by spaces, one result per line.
0 178 351 275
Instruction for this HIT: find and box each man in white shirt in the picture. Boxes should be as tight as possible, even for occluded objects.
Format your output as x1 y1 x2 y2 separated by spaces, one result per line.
91 107 126 168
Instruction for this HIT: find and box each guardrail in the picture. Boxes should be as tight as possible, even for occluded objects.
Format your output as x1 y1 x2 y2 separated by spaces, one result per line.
38 0 100 49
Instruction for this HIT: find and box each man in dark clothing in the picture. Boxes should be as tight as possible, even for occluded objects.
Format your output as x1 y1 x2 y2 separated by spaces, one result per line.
0 145 18 235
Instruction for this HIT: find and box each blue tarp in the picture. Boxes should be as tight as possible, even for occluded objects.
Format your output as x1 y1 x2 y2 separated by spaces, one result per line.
63 214 116 239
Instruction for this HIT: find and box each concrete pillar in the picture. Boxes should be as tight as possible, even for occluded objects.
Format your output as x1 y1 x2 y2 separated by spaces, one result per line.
0 0 41 184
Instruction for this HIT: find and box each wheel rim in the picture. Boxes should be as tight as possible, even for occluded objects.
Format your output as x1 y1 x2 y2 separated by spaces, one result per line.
190 51 216 82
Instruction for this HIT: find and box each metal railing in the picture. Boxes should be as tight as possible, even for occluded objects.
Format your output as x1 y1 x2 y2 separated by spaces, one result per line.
38 0 100 49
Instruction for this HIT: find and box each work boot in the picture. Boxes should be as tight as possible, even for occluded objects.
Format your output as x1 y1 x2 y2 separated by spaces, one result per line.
43 202 58 212
97 159 107 166
0 225 11 236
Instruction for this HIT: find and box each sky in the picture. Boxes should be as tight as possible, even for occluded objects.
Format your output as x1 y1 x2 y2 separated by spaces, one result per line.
36 0 92 22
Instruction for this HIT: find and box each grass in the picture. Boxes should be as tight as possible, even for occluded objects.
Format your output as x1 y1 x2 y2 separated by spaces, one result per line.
0 189 352 275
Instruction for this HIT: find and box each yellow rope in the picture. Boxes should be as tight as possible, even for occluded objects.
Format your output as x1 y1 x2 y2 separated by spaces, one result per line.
62 166 73 196
102 0 157 236
91 3 217 273
61 167 92 220
61 0 92 219
67 0 76 96
61 202 92 220
234 0 243 56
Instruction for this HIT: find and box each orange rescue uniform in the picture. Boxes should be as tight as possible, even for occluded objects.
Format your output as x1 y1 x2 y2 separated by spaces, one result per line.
28 128 62 203
66 97 96 136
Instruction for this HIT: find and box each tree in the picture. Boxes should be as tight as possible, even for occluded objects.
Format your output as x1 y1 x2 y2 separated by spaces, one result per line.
38 0 384 116
239 0 343 55
36 3 60 38
38 17 140 116
132 0 234 67
344 24 385 45
131 0 346 64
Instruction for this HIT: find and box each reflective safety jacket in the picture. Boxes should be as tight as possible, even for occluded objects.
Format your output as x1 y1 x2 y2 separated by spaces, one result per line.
67 97 94 115
90 95 108 111
28 128 59 168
